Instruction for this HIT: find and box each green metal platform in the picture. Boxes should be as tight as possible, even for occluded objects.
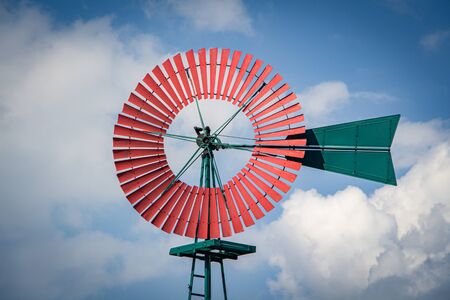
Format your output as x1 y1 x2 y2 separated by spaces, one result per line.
170 239 256 262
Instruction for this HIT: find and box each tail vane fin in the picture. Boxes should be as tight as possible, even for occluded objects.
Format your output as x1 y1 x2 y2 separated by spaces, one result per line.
286 115 400 185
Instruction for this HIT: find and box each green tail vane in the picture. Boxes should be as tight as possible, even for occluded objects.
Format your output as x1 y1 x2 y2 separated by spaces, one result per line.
287 114 400 185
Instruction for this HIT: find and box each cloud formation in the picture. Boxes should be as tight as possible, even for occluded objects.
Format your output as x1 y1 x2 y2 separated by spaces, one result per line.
298 81 396 126
250 121 450 299
299 81 350 124
169 0 254 35
420 29 450 51
0 4 186 299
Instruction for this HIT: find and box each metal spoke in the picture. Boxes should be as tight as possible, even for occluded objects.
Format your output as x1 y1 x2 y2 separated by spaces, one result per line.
212 83 266 137
186 69 206 129
162 147 204 195
217 134 256 141
144 131 197 143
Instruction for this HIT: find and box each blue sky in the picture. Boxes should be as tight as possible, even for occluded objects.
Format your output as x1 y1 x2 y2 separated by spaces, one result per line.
0 1 449 299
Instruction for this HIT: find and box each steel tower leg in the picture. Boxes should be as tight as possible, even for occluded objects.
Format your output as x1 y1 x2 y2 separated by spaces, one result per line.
220 260 228 300
204 153 211 300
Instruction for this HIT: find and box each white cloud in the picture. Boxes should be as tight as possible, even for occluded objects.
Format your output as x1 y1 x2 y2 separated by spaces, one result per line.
351 91 397 102
0 4 191 299
168 0 254 35
299 81 396 126
247 121 450 300
392 118 449 169
384 0 419 18
420 29 450 51
299 81 350 124
2 231 179 300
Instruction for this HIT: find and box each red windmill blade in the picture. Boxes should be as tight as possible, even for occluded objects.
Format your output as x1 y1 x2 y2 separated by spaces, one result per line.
112 48 400 299
113 48 303 239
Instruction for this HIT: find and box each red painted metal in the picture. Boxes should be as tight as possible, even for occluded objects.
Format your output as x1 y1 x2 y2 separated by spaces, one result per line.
142 181 183 221
216 49 229 99
246 84 290 117
173 54 193 104
253 103 301 127
236 173 274 212
152 65 183 110
254 115 305 133
241 169 282 202
113 48 305 238
127 172 173 205
197 187 210 239
186 50 202 99
114 154 166 172
198 48 208 99
143 73 179 114
250 158 297 183
162 58 188 107
255 126 305 139
117 160 167 183
127 93 172 124
136 81 175 119
174 186 198 236
228 54 252 103
246 164 290 193
161 185 192 233
113 148 164 160
233 59 263 105
232 177 264 219
238 66 273 108
223 184 244 233
253 154 302 171
216 187 232 237
250 92 297 120
152 183 188 228
241 71 280 110
114 125 163 143
185 187 204 237
254 147 305 159
133 174 174 213
113 137 162 149
209 188 221 238
221 50 241 100
228 180 255 227
117 114 166 134
209 48 218 99
255 138 306 147
120 165 170 194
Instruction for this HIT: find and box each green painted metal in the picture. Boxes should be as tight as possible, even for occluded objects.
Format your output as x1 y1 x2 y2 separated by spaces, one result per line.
305 114 400 148
179 125 257 300
170 239 257 258
220 261 227 300
287 115 400 185
204 154 211 300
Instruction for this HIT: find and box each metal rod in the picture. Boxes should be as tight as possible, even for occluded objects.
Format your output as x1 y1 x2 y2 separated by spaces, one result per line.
188 255 196 300
186 69 206 130
162 148 203 197
216 143 391 152
144 131 197 141
204 253 211 300
204 153 212 300
211 83 265 137
220 260 228 300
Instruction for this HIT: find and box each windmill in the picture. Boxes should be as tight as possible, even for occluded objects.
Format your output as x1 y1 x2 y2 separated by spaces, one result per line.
112 48 399 299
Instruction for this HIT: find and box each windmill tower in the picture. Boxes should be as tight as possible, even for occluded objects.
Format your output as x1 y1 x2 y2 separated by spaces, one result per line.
112 48 399 299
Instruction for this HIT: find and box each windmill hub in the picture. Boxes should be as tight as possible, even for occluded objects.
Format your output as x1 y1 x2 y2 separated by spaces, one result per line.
194 126 221 151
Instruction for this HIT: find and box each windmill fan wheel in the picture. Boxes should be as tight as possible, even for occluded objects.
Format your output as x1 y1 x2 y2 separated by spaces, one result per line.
113 48 305 239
